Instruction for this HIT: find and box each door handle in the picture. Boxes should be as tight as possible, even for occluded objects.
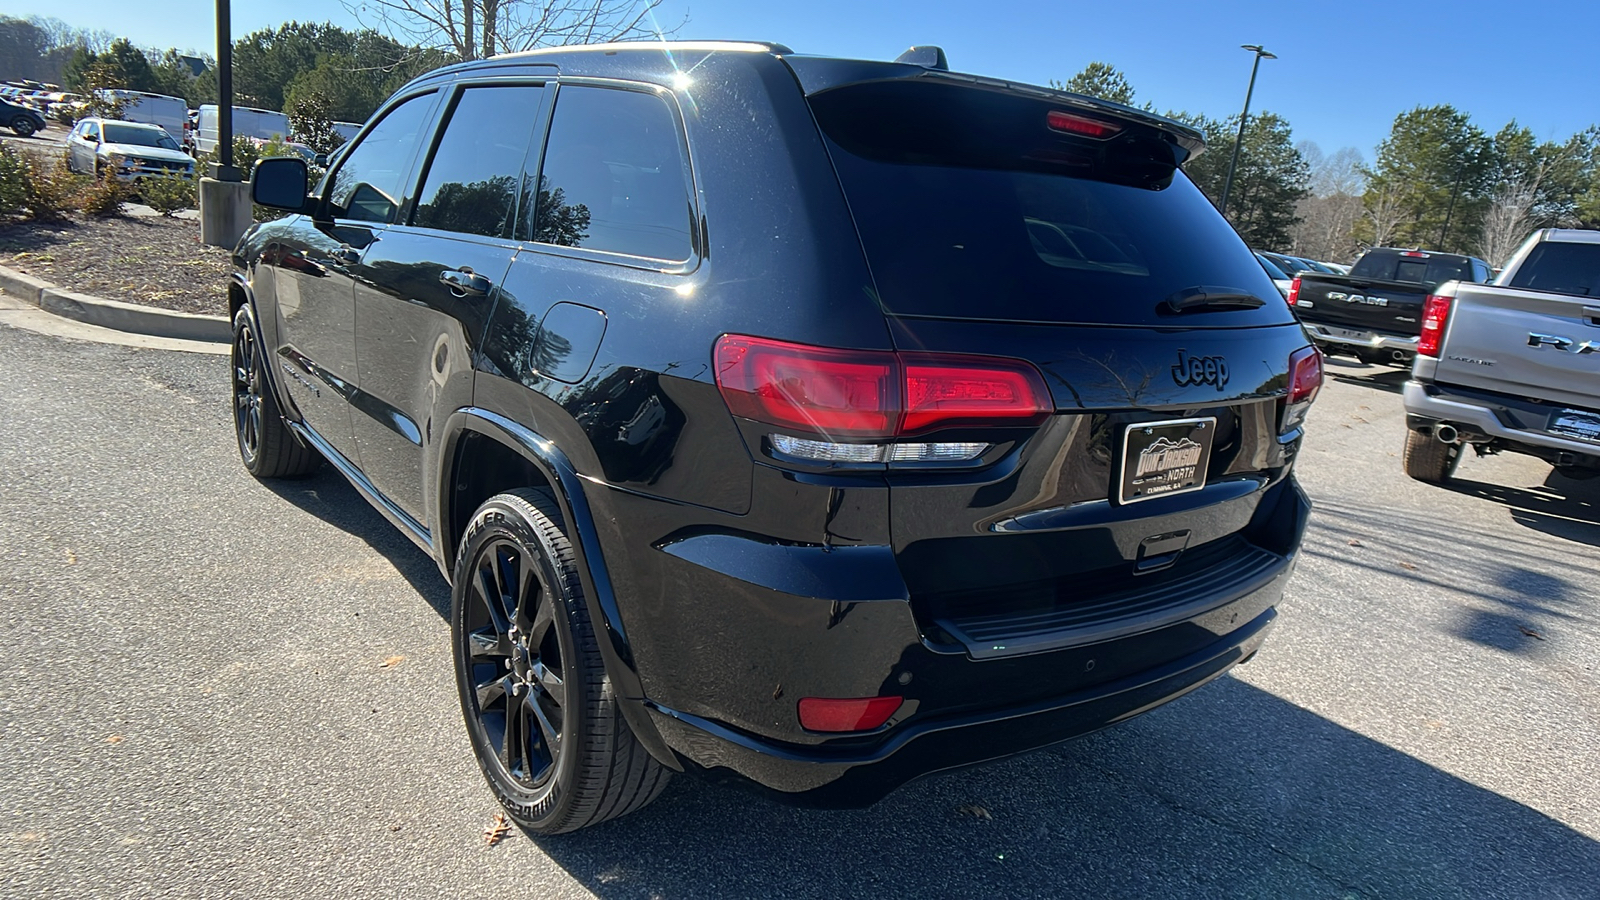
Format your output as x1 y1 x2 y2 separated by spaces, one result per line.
440 267 492 297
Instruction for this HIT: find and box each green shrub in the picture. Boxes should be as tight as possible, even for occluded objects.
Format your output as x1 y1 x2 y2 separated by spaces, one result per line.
81 174 131 217
140 176 197 216
23 155 88 221
0 146 27 219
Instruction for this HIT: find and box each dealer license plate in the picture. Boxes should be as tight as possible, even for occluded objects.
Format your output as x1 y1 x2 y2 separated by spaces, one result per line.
1324 326 1372 342
1118 417 1216 505
1549 408 1600 444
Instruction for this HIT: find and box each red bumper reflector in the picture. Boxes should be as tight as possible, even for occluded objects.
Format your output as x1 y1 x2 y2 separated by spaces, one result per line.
798 696 904 732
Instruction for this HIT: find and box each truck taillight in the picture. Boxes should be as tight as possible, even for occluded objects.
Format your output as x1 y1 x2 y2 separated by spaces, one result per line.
1286 276 1301 306
713 335 1050 460
1418 294 1453 357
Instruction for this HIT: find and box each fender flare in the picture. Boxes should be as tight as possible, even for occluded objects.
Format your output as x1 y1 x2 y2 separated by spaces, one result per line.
437 406 679 770
228 272 298 421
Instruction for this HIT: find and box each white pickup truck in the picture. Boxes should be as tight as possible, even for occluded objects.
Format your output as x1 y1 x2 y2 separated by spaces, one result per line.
1402 229 1600 483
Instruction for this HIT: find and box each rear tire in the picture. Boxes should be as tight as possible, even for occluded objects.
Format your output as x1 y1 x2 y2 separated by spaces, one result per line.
231 308 320 478
451 488 669 834
1403 429 1461 484
10 116 36 137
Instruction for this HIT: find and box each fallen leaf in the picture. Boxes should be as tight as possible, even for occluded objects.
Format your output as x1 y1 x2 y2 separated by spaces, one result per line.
1399 562 1417 570
378 655 406 668
958 804 993 821
483 812 511 846
64 549 77 565
1348 539 1363 547
105 734 125 744
1517 626 1546 641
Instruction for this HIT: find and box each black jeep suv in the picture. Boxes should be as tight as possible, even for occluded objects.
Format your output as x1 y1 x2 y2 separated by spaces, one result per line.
231 41 1321 834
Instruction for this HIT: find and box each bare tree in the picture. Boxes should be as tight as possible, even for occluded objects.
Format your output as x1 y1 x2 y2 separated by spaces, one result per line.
1364 182 1406 249
346 0 677 62
1476 181 1537 267
1291 142 1367 261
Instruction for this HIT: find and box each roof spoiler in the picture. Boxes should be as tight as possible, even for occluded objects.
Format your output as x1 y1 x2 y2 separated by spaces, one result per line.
893 46 949 70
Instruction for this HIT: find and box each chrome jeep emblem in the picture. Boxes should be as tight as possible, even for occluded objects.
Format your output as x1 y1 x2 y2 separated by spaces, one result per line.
1327 291 1389 307
1171 350 1229 390
1528 333 1599 354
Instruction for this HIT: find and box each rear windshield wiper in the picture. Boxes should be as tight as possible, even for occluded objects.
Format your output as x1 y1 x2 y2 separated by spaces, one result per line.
1161 286 1267 314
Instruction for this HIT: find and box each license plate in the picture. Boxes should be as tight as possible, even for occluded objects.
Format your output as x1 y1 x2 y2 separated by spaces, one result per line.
1325 326 1372 342
1549 408 1600 443
1118 417 1216 504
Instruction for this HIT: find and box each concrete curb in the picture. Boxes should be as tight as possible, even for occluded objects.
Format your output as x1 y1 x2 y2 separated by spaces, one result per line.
0 263 230 343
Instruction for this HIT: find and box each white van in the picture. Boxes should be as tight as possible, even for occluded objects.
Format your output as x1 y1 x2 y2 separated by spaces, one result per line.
103 90 187 141
331 121 362 145
195 104 291 156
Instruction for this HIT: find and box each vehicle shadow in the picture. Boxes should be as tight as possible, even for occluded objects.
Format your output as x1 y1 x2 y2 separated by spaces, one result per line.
1447 469 1600 549
260 468 451 617
521 678 1600 898
1323 357 1409 395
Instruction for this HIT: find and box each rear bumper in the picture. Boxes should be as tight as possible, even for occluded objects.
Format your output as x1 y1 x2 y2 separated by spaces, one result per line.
1403 379 1600 463
648 605 1278 807
1302 321 1417 357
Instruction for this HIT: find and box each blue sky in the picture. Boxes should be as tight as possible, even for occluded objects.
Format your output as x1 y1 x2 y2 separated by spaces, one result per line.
12 0 1597 163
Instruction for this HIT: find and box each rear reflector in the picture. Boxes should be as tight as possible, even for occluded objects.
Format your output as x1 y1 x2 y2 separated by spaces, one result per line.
1286 276 1301 306
715 335 1050 439
1418 294 1453 357
798 696 903 732
1046 110 1121 139
1288 346 1323 405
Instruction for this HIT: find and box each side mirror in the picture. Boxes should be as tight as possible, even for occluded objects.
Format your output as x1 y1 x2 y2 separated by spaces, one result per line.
251 156 309 211
313 153 328 167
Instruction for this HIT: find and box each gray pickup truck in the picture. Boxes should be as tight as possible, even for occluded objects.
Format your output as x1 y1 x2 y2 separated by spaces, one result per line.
1402 229 1600 483
1292 247 1493 367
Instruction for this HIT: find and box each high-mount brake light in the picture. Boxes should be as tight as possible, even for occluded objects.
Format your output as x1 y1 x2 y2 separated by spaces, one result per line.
1286 276 1301 306
1418 294 1453 357
713 336 1051 443
797 696 903 732
1045 110 1121 139
1401 250 1429 258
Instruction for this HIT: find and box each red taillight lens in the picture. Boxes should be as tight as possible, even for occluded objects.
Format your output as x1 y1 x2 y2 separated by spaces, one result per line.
1286 276 1301 306
1418 294 1452 357
714 335 1050 438
1046 110 1122 139
797 696 903 732
1288 346 1323 405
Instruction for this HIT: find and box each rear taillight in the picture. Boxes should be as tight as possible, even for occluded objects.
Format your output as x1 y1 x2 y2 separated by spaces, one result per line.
1286 276 1301 306
1288 346 1323 405
1418 294 1453 357
797 696 903 732
714 335 1050 441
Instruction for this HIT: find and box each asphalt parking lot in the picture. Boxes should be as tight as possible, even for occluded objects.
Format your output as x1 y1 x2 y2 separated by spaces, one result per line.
1 319 1596 899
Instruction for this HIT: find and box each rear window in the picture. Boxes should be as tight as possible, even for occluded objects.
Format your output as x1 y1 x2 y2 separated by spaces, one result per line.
1350 250 1474 287
1509 242 1600 296
807 80 1291 327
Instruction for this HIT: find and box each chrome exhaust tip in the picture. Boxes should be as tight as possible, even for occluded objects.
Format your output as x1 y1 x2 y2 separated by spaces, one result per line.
1391 350 1408 362
1435 424 1459 444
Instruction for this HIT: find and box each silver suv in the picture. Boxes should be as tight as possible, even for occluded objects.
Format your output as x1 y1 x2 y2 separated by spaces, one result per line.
66 118 195 181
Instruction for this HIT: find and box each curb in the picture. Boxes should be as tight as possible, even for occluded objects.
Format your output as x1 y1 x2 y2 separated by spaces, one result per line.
0 263 230 343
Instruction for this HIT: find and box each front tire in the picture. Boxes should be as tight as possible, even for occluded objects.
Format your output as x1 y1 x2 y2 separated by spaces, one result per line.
1403 428 1461 484
451 489 669 835
231 308 320 478
10 116 36 137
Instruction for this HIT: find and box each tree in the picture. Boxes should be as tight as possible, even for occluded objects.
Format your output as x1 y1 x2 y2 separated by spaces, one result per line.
286 90 341 154
1359 105 1492 252
1291 142 1366 262
346 0 674 61
1052 62 1136 106
1168 110 1308 248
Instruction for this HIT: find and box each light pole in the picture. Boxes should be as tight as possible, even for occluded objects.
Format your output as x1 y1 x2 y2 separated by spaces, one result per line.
1219 43 1276 219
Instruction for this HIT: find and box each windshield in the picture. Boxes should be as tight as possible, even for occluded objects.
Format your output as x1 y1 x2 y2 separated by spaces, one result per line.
103 123 179 150
808 80 1291 327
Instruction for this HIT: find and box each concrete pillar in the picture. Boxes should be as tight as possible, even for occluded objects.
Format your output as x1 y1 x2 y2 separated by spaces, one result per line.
199 177 252 249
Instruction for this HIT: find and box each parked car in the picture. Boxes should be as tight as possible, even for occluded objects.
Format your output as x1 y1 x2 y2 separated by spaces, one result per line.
1402 229 1600 482
193 104 291 155
66 118 195 181
1256 251 1293 297
1290 247 1493 367
232 40 1320 834
1 97 47 136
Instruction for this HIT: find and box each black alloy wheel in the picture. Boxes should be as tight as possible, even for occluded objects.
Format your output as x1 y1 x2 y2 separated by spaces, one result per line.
229 308 320 478
11 116 36 137
452 489 668 834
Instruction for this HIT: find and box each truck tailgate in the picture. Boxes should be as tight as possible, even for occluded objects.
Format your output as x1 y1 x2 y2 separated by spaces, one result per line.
1297 274 1427 333
1433 283 1600 410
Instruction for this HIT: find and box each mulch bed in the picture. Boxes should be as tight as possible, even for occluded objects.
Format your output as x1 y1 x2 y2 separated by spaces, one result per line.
0 214 232 316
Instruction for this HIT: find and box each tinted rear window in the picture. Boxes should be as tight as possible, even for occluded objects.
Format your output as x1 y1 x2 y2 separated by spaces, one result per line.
1350 250 1474 286
808 81 1291 327
1509 242 1600 296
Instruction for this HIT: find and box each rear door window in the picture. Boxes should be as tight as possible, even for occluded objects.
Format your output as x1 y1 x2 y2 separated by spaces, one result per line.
412 85 547 239
326 92 438 224
1509 242 1600 296
526 85 694 261
807 80 1291 327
